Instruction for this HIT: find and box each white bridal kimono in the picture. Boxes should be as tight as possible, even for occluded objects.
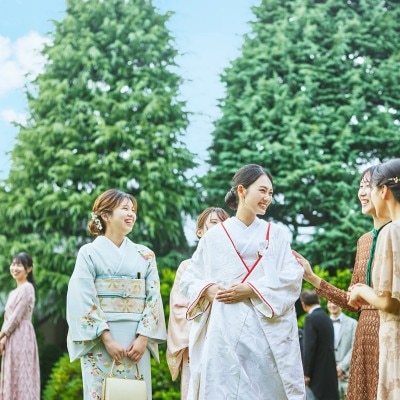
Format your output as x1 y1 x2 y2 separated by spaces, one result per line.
66 236 167 400
180 217 306 400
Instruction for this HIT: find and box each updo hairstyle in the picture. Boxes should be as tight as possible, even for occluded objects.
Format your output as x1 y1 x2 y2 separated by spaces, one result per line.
88 189 137 236
224 164 273 210
371 158 400 202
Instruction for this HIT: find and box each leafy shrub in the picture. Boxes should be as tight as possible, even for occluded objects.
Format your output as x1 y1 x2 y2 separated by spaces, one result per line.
42 353 82 400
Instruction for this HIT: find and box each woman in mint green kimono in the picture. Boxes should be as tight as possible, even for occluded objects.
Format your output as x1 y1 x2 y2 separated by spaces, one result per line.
66 189 166 400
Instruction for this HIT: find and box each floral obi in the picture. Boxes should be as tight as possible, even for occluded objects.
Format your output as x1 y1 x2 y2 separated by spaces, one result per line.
95 275 146 313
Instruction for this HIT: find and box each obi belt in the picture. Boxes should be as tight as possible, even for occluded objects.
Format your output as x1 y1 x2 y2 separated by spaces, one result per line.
95 275 146 313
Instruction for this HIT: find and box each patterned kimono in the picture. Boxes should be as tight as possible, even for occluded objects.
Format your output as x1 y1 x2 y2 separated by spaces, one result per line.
372 220 400 400
67 236 167 400
0 282 40 400
180 217 305 400
166 259 191 399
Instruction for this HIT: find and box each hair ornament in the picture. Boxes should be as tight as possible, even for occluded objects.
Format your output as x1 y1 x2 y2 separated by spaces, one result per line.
388 177 400 184
91 212 103 231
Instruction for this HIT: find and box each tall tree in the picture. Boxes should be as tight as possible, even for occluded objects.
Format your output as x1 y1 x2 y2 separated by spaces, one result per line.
0 0 198 321
204 0 400 269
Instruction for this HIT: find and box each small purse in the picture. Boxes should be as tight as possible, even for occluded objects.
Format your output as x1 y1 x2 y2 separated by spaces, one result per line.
102 360 147 400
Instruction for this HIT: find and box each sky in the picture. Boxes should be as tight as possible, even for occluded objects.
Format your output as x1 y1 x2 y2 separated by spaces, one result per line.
0 0 259 179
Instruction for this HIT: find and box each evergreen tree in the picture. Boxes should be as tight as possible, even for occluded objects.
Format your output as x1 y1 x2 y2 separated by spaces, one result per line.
205 0 400 269
0 0 198 321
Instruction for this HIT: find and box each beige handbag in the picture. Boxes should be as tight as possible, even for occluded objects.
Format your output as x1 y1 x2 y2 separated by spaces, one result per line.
102 360 147 400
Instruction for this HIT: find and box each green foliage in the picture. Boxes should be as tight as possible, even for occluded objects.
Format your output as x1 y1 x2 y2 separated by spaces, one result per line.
42 353 83 400
0 0 199 322
298 264 357 329
204 0 400 270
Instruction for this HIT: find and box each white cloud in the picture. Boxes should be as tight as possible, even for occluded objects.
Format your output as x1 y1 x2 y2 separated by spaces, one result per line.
0 36 12 63
0 31 51 97
0 109 27 125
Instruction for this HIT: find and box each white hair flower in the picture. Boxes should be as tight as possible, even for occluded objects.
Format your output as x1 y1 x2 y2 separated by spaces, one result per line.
91 212 103 231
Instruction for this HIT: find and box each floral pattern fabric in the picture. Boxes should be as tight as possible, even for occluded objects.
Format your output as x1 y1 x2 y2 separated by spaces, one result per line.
66 236 166 400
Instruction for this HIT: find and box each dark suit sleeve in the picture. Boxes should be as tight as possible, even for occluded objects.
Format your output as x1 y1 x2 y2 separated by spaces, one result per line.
303 314 317 377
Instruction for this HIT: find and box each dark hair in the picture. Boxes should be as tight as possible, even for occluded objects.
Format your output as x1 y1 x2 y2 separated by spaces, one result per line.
225 164 273 210
371 158 400 202
196 207 230 238
12 252 35 285
88 189 137 236
300 289 320 306
360 165 378 182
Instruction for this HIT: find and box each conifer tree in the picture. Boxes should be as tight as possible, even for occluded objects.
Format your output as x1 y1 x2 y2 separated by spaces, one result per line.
0 0 198 320
205 0 400 269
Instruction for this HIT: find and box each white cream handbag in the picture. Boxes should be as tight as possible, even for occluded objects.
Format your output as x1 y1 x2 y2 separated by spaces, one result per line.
102 360 147 400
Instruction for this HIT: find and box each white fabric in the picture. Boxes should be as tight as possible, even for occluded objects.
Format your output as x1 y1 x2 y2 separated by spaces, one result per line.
180 217 306 400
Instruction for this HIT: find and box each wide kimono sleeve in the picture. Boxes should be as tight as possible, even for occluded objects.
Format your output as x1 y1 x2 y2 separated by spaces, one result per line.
135 248 167 344
66 246 109 362
166 259 191 380
246 229 304 318
1 284 34 337
179 238 215 320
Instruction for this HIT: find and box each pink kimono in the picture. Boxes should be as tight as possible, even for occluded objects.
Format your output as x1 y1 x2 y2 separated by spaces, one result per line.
167 259 191 399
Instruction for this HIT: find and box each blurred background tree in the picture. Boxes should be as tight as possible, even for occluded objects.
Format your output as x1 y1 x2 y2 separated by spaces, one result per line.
1 0 400 397
203 0 400 270
0 0 199 323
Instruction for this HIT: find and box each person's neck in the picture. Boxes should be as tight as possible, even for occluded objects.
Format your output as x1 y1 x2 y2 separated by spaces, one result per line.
330 311 341 319
388 202 400 222
235 209 256 226
105 232 125 247
373 216 391 230
306 304 319 314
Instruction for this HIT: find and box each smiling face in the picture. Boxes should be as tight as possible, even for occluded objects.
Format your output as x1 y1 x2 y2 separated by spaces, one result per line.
10 259 31 285
239 174 274 216
327 301 342 318
103 198 136 237
358 171 376 216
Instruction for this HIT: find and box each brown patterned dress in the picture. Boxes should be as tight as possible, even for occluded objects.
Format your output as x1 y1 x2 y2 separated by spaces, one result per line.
316 232 379 400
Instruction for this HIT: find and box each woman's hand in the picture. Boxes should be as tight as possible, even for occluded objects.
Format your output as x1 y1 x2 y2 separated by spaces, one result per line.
292 250 321 288
127 335 148 363
215 283 255 304
0 337 6 356
347 284 368 308
203 285 219 302
101 331 127 362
